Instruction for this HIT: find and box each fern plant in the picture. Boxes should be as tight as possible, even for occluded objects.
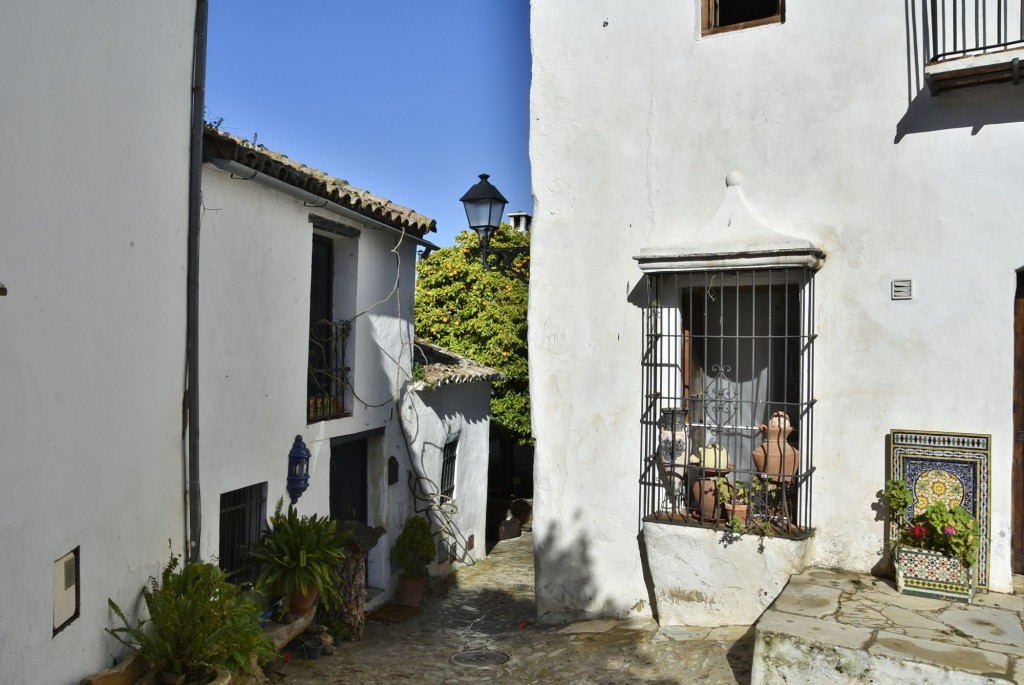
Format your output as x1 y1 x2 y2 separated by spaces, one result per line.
248 498 348 610
106 556 272 683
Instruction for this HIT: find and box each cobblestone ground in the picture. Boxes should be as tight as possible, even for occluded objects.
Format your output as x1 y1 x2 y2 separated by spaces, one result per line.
274 533 752 685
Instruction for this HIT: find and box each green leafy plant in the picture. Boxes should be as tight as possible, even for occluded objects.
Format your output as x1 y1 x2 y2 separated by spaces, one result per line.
883 478 981 568
714 475 767 505
411 361 427 384
249 498 348 610
883 478 913 522
106 556 272 683
394 515 436 580
414 227 531 446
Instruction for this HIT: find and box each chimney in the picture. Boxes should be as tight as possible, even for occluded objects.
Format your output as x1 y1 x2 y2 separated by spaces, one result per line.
507 211 532 234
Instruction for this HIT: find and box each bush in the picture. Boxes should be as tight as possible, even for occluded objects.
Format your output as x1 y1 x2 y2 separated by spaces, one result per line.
395 515 436 580
107 556 272 682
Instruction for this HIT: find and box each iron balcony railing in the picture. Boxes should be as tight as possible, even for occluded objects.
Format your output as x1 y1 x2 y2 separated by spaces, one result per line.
308 319 351 423
928 0 1024 61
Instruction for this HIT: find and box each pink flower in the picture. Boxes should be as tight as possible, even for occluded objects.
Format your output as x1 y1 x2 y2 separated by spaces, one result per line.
944 525 956 536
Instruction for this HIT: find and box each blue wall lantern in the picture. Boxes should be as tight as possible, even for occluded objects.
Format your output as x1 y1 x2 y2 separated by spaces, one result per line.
286 435 311 504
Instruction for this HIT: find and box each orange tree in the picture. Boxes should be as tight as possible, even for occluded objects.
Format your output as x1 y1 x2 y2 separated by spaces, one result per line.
414 225 530 445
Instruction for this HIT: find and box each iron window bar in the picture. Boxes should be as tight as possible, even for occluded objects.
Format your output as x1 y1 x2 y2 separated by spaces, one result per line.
308 319 352 423
639 267 816 539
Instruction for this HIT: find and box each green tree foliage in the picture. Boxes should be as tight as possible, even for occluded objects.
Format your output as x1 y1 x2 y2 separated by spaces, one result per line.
415 225 530 445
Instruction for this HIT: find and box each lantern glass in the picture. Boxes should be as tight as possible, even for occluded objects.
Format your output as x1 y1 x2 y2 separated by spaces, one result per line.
463 197 498 230
460 174 508 233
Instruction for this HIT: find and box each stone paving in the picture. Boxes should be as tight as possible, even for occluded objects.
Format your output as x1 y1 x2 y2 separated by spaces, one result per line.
274 532 753 684
268 533 1024 684
753 569 1024 684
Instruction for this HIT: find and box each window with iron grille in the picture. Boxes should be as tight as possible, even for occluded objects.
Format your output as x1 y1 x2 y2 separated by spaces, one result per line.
440 438 459 501
219 483 267 585
308 235 352 423
640 267 815 539
702 0 784 35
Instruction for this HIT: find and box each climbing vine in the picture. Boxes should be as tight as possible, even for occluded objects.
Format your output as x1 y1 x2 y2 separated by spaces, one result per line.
414 226 531 445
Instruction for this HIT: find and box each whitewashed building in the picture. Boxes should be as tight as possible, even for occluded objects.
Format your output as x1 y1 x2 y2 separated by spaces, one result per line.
0 2 495 675
0 3 196 683
200 127 455 608
401 339 506 568
530 0 1024 625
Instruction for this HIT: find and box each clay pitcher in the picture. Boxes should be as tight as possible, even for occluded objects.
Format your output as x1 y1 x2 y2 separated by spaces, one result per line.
752 411 800 481
691 476 719 522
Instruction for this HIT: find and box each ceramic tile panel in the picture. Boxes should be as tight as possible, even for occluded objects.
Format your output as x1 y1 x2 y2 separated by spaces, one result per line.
889 429 991 589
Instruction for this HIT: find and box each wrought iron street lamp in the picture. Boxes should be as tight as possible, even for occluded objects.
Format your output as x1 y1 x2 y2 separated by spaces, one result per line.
460 174 529 282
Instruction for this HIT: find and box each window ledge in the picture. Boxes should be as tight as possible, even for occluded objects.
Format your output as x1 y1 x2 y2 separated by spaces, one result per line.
643 513 812 541
926 47 1024 94
702 15 783 38
634 173 825 274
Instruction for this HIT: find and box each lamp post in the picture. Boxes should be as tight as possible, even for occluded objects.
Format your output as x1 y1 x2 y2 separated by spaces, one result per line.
460 174 529 282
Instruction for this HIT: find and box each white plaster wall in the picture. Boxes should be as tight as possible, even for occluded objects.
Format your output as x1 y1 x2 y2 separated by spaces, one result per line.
0 2 195 682
530 0 1024 621
643 522 813 626
198 168 419 591
400 381 493 575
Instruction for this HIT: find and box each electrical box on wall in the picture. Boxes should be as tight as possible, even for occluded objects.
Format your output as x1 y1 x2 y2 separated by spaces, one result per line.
53 549 79 633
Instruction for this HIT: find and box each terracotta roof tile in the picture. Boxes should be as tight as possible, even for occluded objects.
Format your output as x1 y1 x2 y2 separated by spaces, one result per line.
203 126 436 236
413 339 505 387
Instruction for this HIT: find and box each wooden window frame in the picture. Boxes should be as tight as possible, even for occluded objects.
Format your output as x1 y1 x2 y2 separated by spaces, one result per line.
702 0 785 37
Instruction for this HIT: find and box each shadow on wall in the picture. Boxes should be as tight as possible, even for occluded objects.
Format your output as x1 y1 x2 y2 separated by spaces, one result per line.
533 514 627 622
896 0 1024 141
534 518 755 684
895 83 1024 141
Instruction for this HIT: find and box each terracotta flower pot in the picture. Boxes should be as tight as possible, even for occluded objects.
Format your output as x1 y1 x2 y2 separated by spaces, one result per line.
724 502 749 524
289 585 319 616
691 477 718 522
397 576 427 607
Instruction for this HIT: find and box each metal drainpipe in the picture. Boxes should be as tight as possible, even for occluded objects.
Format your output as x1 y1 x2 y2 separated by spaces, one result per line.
186 0 208 563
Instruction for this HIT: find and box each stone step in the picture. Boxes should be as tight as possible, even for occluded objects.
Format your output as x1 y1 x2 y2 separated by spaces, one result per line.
751 569 1024 684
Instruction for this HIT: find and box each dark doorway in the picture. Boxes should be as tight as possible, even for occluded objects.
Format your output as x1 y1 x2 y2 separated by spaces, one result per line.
1013 271 1024 574
330 437 368 524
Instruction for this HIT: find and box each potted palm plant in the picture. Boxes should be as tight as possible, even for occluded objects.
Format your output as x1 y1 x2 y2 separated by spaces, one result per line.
882 478 981 603
249 498 348 617
394 515 436 607
106 556 272 685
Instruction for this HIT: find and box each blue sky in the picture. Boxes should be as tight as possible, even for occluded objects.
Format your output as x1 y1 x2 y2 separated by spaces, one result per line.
205 1 532 248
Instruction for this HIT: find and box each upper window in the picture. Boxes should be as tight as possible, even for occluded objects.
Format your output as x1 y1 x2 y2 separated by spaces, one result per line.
440 438 459 501
640 267 815 539
308 232 354 423
702 0 784 35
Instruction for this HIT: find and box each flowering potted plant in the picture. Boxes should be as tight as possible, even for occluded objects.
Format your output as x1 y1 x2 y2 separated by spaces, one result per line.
882 478 980 603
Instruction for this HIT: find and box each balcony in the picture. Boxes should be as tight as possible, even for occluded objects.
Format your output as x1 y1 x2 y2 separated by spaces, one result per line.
308 319 351 423
925 0 1024 93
